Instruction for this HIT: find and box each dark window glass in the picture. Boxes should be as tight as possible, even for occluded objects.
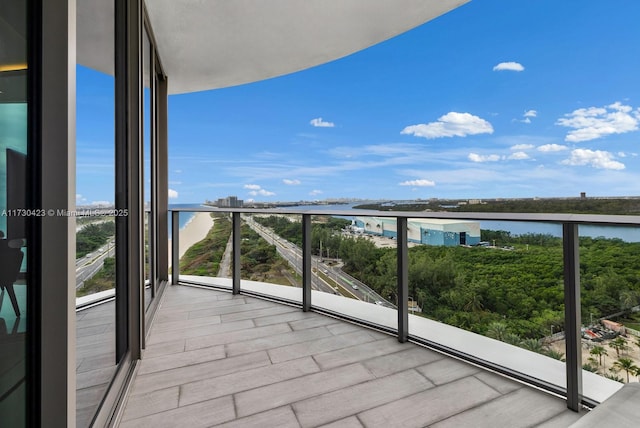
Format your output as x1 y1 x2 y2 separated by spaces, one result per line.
0 1 28 426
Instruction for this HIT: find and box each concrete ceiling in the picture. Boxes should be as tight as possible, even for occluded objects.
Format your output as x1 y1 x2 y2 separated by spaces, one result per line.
77 0 469 95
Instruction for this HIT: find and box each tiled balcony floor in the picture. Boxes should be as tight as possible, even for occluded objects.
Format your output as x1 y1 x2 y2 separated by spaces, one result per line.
118 285 584 427
76 300 116 428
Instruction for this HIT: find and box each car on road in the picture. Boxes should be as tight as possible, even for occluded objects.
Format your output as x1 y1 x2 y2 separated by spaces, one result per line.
351 284 359 290
375 301 383 305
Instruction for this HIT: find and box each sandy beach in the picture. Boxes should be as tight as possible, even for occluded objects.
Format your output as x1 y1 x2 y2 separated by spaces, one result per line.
168 212 214 266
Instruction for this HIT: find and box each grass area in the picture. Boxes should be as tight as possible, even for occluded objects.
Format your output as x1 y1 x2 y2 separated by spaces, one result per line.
180 214 230 276
76 257 115 297
315 270 354 298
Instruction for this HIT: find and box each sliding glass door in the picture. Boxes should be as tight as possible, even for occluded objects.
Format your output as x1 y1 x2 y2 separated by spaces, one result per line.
0 1 29 425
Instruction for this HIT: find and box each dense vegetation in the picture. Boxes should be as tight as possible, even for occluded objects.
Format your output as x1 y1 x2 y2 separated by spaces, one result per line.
253 214 640 340
239 224 298 285
355 198 640 215
338 235 640 339
179 214 298 285
181 214 231 276
254 215 350 257
76 221 115 258
77 257 115 297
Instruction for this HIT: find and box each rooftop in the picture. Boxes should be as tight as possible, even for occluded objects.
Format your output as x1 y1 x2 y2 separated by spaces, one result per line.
116 284 584 427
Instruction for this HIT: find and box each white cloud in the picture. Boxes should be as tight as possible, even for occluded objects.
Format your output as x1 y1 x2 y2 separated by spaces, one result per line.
90 200 112 206
174 169 182 174
283 179 301 185
399 179 435 187
244 183 275 196
508 151 530 160
556 101 640 142
310 117 335 128
561 149 625 170
618 152 627 158
517 110 537 124
468 153 500 162
537 144 568 152
309 190 323 196
493 62 525 72
168 189 178 199
249 189 276 196
510 144 534 150
401 112 493 139
76 194 83 200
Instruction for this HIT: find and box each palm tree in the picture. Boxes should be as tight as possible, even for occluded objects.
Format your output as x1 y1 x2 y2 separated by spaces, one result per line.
619 289 640 311
463 291 484 312
609 336 630 357
634 365 640 382
543 348 565 361
486 322 508 341
520 338 544 353
590 345 608 366
613 358 639 383
503 332 522 346
604 371 624 383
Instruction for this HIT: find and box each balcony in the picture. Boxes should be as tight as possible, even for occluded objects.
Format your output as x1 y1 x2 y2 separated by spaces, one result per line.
116 284 583 427
71 206 640 426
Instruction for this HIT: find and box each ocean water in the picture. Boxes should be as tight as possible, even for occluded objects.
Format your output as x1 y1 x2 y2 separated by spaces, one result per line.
168 202 640 242
286 204 640 243
168 204 206 237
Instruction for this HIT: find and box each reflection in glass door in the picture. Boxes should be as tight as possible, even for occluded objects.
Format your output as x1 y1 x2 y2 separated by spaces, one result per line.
143 25 155 310
0 1 28 425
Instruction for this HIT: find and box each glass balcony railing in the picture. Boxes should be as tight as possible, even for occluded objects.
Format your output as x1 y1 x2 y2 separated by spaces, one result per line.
168 206 639 410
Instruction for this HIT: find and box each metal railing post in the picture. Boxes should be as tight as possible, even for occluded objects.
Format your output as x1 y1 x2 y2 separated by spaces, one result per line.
171 210 179 284
232 212 241 294
563 222 582 411
397 217 408 342
302 214 312 311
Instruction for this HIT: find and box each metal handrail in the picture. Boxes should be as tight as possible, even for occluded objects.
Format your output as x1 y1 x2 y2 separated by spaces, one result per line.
169 205 640 226
169 206 640 411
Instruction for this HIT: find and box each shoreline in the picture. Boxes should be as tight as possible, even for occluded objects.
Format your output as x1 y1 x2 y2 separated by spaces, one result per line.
168 212 214 267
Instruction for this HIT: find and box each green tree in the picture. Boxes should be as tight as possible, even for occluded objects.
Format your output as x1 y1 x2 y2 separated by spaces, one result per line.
486 322 508 341
519 338 544 353
609 337 630 357
583 363 599 373
620 289 640 311
604 371 624 383
503 333 522 346
542 348 565 361
612 358 639 383
589 345 608 366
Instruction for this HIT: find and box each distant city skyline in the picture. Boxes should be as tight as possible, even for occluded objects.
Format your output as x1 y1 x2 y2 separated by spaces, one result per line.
77 0 640 205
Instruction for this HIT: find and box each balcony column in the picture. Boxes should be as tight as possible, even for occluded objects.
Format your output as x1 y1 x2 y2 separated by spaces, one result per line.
397 217 408 342
156 75 168 282
302 214 312 311
232 212 241 294
171 211 179 284
563 223 582 411
39 0 76 424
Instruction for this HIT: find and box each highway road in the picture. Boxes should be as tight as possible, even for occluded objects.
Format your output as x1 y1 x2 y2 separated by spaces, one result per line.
244 217 336 294
76 238 115 289
244 216 393 306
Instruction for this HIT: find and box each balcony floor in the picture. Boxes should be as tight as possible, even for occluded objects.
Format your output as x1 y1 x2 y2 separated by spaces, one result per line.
118 284 584 427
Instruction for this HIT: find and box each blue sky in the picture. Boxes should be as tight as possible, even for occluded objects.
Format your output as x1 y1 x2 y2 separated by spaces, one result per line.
77 0 640 205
